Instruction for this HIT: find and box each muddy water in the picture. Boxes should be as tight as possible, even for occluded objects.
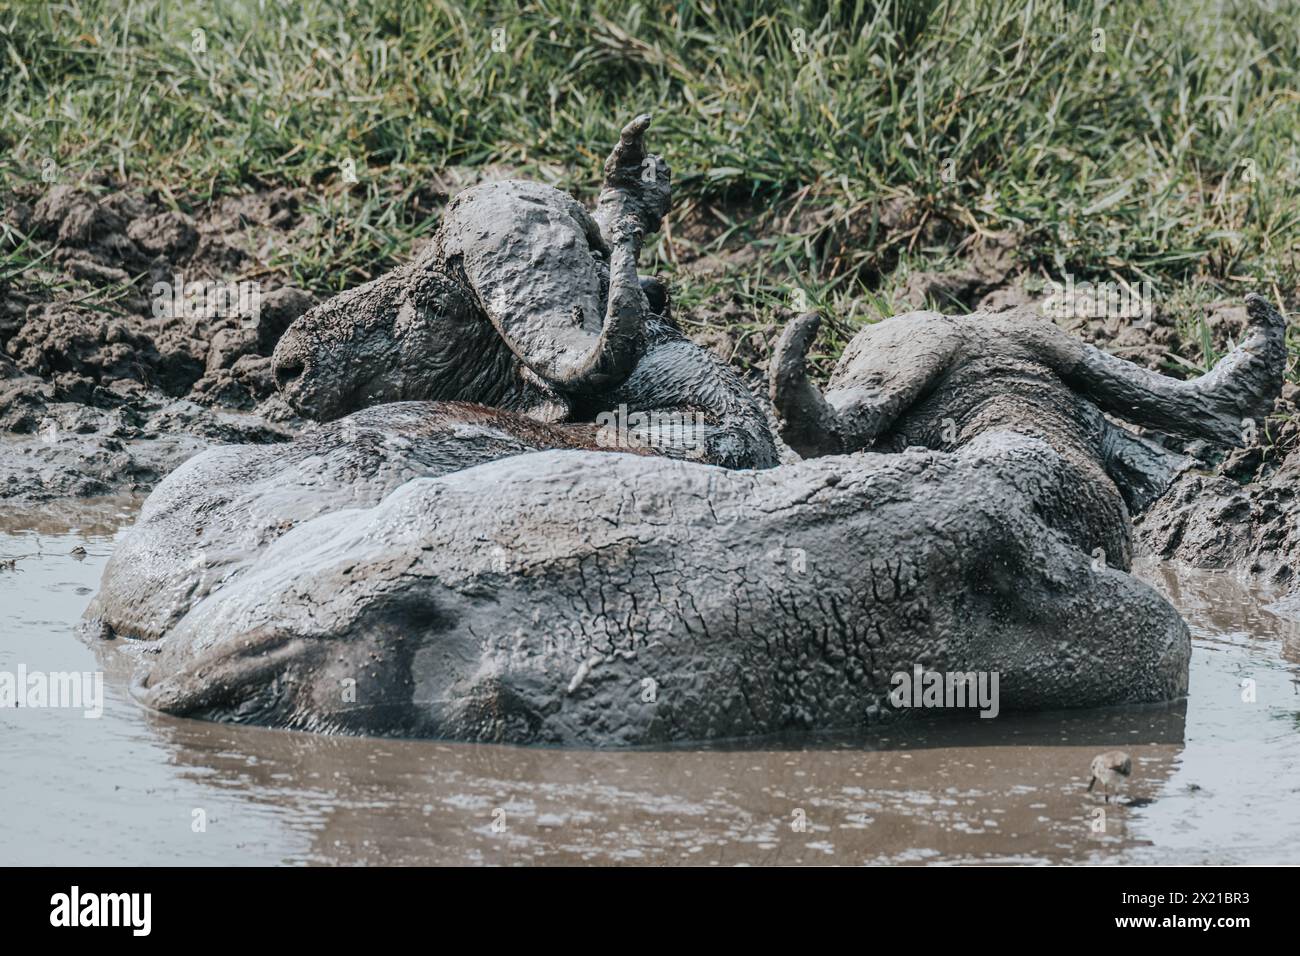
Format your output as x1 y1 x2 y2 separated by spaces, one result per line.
2 500 1298 865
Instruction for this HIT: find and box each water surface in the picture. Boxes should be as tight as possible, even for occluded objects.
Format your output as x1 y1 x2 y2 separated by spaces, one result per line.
2 500 1297 865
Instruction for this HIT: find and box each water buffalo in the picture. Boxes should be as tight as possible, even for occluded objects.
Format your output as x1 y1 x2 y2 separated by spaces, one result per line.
87 288 1286 744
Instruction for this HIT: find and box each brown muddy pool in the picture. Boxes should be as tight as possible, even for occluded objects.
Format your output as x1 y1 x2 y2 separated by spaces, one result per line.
2 497 1298 865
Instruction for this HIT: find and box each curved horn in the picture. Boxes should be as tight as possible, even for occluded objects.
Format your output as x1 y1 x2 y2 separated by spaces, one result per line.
429 114 677 395
565 214 648 390
533 111 672 390
769 312 846 458
593 113 671 242
1062 293 1287 445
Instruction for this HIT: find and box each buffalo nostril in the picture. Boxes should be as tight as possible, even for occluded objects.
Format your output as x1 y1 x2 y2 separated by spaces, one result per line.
274 358 305 390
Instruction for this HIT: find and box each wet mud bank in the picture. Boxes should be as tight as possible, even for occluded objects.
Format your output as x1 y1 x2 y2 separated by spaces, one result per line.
2 178 316 501
1136 448 1300 600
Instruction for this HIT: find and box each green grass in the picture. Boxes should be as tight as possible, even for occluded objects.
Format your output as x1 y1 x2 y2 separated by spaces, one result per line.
2 0 1299 378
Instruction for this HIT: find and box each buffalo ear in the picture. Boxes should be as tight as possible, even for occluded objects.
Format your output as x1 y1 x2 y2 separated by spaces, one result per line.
639 276 670 319
1099 421 1194 516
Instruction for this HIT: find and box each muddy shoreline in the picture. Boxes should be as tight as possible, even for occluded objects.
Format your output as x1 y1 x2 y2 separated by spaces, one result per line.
1 179 315 500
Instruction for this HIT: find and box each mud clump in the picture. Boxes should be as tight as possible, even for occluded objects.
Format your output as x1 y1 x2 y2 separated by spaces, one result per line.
6 303 202 401
1 178 316 500
1136 454 1300 595
1136 384 1300 595
0 393 292 501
